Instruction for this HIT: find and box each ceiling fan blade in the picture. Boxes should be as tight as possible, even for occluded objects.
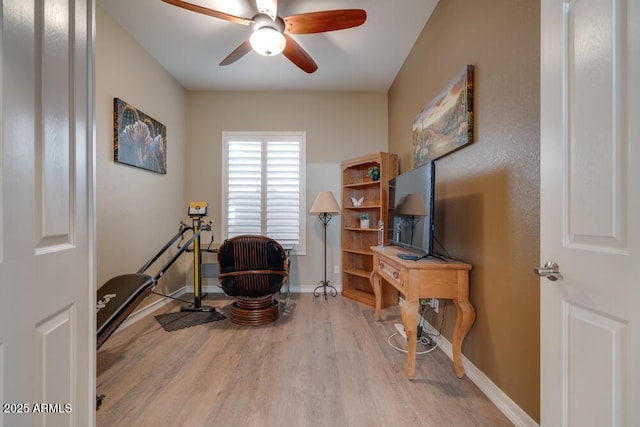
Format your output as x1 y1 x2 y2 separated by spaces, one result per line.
161 0 252 26
284 9 366 34
219 39 253 66
282 34 317 73
256 0 278 20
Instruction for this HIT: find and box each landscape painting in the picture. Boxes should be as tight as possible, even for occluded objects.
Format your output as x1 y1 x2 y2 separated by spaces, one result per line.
412 65 474 167
114 98 167 174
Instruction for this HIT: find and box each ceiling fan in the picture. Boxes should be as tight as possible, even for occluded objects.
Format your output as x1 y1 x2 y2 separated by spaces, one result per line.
161 0 366 73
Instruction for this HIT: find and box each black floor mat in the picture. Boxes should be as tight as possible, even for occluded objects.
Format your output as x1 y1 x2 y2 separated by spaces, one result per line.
154 310 226 332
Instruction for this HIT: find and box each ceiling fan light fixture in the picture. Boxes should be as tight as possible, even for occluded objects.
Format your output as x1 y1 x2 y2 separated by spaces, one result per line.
161 2 366 73
250 26 286 56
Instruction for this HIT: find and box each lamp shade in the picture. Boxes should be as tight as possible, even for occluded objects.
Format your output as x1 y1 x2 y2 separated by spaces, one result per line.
250 27 286 56
310 191 340 214
397 193 427 216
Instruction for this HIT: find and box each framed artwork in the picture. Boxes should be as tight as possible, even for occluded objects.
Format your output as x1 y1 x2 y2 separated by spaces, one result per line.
412 65 474 167
114 98 167 174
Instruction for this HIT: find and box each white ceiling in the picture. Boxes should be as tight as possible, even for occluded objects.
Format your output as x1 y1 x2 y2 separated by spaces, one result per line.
98 0 438 91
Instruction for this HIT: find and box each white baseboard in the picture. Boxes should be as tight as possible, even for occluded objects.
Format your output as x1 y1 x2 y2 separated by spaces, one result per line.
113 283 340 334
112 286 189 334
290 283 342 294
422 321 539 427
202 283 342 294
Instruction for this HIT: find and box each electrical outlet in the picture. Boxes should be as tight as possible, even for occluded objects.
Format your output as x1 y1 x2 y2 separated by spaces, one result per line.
333 265 340 274
429 298 439 313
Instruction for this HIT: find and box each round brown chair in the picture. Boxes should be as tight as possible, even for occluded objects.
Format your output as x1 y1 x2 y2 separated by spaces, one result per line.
217 235 289 325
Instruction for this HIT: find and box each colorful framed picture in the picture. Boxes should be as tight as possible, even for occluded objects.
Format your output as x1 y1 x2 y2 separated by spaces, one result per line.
114 98 167 174
412 65 474 167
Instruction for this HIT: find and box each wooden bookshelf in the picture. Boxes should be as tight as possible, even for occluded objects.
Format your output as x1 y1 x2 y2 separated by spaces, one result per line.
341 152 398 307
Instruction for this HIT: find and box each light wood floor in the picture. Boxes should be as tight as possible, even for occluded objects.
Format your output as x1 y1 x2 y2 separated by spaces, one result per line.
97 293 512 426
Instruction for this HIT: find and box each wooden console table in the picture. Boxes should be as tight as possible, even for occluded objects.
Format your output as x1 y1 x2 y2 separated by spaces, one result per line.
370 245 475 379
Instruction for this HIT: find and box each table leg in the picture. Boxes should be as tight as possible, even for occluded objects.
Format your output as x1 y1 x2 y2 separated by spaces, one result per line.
452 299 476 378
401 300 419 379
370 271 381 321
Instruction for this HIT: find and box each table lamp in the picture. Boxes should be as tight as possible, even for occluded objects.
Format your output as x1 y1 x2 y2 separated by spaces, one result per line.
397 193 427 247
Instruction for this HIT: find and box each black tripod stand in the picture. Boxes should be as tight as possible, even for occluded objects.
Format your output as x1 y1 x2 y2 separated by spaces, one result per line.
313 212 338 299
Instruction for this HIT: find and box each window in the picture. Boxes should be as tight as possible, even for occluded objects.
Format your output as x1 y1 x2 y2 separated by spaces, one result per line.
222 132 306 254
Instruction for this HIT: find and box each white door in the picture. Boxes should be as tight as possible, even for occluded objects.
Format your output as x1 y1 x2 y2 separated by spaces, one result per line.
0 1 95 426
540 0 639 426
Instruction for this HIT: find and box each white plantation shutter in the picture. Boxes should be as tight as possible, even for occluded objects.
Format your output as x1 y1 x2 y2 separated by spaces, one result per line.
266 141 301 242
227 140 262 235
222 132 306 253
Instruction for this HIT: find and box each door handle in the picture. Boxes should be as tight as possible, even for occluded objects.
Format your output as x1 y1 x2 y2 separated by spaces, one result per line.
534 261 563 281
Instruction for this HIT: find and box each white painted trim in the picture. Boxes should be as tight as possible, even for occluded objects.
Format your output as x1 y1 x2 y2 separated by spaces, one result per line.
113 283 342 334
112 287 189 334
294 284 342 294
202 284 342 294
422 321 539 427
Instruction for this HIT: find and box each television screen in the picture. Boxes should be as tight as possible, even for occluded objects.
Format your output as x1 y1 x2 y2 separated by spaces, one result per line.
387 161 435 256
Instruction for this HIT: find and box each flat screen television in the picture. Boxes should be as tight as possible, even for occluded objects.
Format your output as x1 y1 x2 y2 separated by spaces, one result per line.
387 161 435 258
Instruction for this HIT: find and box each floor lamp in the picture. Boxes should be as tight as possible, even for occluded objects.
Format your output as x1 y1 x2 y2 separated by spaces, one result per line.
310 191 341 299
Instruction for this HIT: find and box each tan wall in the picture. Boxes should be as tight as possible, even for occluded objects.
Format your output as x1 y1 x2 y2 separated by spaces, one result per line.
388 0 541 421
95 6 188 303
185 91 388 290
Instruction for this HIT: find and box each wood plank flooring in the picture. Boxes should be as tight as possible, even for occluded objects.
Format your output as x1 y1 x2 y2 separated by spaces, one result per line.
97 293 512 426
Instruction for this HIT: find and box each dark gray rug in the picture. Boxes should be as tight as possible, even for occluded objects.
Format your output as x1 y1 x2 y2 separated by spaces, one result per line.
155 310 225 332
